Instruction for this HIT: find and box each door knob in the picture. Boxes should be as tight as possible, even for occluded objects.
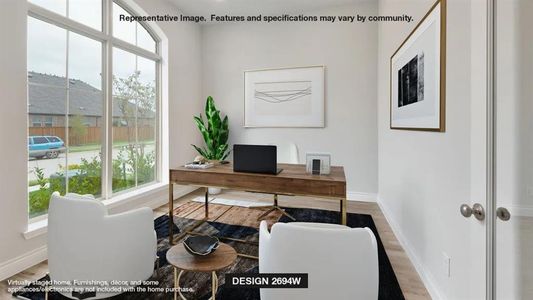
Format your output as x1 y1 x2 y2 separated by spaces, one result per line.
496 207 511 221
460 203 485 221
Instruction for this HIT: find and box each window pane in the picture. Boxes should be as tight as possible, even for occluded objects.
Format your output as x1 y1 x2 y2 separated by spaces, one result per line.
113 3 136 45
112 48 137 193
113 2 156 52
136 23 156 53
28 17 103 219
112 48 157 193
67 32 103 197
28 18 67 83
29 0 102 31
28 17 67 218
136 57 156 185
29 0 66 16
69 0 102 30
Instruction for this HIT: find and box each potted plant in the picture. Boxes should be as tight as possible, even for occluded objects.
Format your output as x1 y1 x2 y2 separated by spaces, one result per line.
192 96 230 194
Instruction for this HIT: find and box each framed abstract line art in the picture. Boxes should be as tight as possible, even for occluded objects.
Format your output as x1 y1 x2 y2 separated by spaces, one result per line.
390 0 446 131
244 66 325 128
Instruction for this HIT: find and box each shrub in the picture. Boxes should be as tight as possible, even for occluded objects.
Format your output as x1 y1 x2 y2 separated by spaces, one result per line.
29 189 52 218
138 145 155 185
29 167 52 218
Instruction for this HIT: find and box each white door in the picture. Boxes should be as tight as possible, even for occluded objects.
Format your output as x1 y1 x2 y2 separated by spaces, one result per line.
494 0 533 298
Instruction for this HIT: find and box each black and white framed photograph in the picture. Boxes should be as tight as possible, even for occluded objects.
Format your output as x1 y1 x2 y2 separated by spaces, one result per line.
244 66 325 128
390 0 446 131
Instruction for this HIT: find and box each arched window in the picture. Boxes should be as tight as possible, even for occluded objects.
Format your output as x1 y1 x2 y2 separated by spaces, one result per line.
27 0 162 219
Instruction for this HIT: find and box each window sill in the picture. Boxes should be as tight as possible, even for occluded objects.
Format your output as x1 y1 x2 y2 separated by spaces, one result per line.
22 182 169 240
102 182 168 209
23 219 48 240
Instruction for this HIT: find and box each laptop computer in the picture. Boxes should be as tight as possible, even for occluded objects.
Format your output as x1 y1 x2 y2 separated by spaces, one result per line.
233 144 283 175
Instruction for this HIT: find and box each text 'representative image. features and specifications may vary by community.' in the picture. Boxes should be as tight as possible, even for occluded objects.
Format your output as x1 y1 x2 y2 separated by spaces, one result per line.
119 13 414 24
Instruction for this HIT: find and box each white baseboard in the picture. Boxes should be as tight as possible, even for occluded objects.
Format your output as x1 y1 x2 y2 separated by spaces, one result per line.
143 184 199 210
105 184 197 214
133 184 199 210
173 185 200 201
377 198 444 300
347 191 377 202
0 245 47 282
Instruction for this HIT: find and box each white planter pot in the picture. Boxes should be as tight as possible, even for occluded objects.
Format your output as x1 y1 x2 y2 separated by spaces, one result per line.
208 187 222 195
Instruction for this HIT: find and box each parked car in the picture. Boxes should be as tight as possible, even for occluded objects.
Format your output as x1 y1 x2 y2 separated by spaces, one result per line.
29 136 66 159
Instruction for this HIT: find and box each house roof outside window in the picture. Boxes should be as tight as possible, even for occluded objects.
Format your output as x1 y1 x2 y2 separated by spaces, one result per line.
28 72 154 118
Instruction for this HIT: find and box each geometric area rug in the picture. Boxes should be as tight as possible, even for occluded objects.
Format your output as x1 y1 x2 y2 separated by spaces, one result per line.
12 204 404 300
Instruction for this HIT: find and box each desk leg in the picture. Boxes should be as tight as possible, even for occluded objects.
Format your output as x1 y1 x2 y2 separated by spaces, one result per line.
169 183 174 245
205 187 209 218
169 186 210 244
341 198 347 225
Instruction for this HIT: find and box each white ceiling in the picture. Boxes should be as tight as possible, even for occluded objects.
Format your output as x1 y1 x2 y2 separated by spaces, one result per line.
167 0 361 17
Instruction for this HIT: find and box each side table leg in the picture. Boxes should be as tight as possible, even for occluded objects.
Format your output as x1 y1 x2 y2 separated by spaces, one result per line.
174 267 177 300
212 271 217 300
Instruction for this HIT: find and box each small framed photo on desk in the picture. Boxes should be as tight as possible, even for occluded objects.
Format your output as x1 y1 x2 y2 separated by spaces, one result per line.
305 152 331 175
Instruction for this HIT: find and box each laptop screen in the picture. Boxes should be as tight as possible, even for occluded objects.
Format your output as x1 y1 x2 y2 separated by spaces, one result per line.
233 144 277 174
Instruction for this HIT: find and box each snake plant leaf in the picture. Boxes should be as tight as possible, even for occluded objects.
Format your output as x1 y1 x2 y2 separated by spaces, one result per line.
193 115 212 147
216 144 228 159
191 144 208 158
205 96 215 115
221 150 231 160
219 116 229 143
206 99 221 144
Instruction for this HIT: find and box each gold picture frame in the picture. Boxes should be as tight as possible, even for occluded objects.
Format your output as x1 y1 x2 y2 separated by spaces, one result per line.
390 0 446 132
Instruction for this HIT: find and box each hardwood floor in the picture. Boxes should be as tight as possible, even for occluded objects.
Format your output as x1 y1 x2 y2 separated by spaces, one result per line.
0 189 430 300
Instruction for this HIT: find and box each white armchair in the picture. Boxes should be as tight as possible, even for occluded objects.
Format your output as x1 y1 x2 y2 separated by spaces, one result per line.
47 192 157 299
259 221 379 300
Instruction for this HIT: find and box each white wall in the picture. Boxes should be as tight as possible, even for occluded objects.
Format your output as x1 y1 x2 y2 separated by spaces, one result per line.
201 2 379 197
0 0 203 280
0 0 44 280
377 0 487 299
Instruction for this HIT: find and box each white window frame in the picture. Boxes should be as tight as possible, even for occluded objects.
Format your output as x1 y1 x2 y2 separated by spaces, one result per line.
27 0 164 222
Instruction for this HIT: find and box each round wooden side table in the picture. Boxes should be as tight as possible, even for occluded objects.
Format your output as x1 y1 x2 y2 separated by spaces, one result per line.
166 242 237 300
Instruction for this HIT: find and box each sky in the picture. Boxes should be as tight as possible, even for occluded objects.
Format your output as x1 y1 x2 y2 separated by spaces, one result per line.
27 0 156 89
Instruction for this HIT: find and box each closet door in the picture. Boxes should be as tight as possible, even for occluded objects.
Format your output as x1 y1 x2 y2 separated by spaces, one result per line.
494 0 533 298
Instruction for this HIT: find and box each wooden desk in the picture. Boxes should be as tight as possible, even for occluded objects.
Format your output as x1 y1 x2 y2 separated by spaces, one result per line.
168 163 347 244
